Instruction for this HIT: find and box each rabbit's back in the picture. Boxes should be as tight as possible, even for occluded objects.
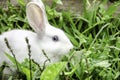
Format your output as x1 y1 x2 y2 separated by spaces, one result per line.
0 30 46 65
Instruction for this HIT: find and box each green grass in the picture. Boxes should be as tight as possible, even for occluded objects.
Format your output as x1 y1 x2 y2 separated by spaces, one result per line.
0 0 120 80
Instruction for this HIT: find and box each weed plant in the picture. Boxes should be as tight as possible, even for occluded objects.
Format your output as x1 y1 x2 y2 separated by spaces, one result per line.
0 0 120 80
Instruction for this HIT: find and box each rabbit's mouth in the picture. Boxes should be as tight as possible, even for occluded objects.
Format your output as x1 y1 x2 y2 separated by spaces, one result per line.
50 55 62 63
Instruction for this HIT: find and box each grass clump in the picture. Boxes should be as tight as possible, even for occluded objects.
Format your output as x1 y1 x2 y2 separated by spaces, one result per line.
0 0 120 80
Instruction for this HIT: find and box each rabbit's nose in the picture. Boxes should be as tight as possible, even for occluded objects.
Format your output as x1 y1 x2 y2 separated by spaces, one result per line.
69 45 74 51
70 48 73 51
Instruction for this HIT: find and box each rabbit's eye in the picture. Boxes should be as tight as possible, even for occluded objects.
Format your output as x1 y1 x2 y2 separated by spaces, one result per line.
52 35 59 42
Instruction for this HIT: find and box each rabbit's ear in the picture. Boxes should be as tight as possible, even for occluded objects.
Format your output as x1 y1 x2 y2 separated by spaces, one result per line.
26 2 47 34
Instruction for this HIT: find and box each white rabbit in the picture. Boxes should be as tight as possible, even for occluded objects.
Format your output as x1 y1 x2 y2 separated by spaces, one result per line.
0 0 73 68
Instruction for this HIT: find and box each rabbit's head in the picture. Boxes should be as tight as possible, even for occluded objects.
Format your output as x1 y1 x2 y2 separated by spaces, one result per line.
26 1 73 59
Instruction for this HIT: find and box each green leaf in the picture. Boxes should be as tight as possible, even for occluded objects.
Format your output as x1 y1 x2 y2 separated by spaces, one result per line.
94 60 111 68
5 53 21 67
17 0 26 6
115 72 120 79
21 66 34 80
40 62 67 80
8 76 13 80
5 53 34 80
53 0 63 5
66 33 79 47
104 3 119 16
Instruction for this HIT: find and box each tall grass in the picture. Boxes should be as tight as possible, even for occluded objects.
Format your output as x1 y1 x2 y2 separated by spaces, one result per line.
0 0 120 80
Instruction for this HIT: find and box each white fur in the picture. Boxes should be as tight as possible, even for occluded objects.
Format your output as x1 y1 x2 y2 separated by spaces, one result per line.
0 0 73 68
